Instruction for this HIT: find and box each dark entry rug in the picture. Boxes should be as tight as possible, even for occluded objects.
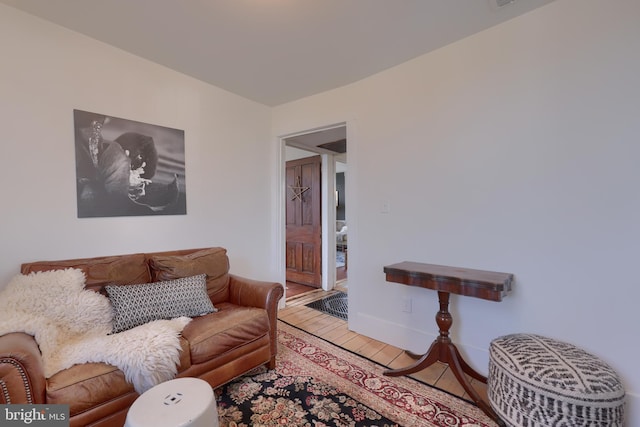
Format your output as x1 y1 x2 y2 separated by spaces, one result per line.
304 291 348 320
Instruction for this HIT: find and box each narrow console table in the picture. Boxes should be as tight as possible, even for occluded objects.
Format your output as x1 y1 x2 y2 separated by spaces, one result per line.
383 261 513 424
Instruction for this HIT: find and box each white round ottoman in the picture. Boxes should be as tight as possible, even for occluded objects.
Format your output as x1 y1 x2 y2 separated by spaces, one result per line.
125 378 219 427
488 334 625 427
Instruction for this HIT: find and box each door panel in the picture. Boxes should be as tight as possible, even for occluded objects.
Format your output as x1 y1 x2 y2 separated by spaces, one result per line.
286 156 321 287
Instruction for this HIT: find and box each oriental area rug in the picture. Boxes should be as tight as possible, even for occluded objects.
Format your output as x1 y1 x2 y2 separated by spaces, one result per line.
215 321 495 427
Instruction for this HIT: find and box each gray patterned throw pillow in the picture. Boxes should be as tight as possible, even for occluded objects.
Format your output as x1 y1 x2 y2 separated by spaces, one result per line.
105 274 217 333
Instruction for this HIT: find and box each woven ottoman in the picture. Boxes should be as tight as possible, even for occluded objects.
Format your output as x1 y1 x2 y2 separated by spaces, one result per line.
488 334 625 427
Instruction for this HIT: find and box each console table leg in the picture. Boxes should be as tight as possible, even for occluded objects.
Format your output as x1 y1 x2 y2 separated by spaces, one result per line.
405 350 423 360
445 343 500 422
383 340 440 376
450 343 487 383
383 290 503 425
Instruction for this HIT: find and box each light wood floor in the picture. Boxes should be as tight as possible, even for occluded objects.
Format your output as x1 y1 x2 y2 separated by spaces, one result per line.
278 287 489 405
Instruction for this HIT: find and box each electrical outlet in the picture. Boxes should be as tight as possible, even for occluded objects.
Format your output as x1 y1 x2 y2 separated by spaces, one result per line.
401 297 412 313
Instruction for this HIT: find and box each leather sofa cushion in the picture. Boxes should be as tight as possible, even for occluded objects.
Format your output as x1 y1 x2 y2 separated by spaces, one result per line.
21 254 150 293
181 302 269 365
46 362 135 417
43 303 267 414
149 247 230 304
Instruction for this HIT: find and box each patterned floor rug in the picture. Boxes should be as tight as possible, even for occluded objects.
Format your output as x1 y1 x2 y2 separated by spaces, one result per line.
304 291 348 320
215 321 495 427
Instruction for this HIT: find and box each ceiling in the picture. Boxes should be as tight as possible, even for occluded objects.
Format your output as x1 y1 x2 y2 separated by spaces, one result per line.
2 0 554 107
285 126 346 157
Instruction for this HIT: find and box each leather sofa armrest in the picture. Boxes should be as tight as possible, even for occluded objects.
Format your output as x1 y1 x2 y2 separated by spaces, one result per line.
228 274 284 368
0 332 46 404
228 274 284 310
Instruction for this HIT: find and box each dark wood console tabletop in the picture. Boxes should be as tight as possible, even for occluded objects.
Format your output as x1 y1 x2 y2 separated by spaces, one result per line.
383 261 513 424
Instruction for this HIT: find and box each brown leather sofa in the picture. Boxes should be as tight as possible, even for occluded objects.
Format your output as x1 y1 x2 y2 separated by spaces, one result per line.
0 247 284 427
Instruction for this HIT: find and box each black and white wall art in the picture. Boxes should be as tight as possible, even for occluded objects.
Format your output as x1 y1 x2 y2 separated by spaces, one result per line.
74 109 187 218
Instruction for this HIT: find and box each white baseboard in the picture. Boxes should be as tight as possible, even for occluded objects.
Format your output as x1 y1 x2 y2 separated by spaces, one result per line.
624 392 639 427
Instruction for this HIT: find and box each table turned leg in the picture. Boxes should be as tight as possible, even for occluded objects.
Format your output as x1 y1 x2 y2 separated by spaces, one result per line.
383 291 502 424
383 291 453 377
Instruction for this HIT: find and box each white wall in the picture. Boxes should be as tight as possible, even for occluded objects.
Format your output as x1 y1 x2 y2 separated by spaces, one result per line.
272 0 640 424
0 4 276 285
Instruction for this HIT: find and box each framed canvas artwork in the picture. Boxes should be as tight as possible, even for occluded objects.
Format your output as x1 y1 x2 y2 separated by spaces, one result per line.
74 109 187 218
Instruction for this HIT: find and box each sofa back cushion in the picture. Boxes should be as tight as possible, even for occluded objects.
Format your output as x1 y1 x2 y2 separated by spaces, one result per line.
21 254 150 292
148 247 230 304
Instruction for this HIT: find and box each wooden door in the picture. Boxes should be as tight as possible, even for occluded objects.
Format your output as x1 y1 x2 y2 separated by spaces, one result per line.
286 156 321 287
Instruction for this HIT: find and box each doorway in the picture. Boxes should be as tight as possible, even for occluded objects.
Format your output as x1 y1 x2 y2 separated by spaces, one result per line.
282 124 347 295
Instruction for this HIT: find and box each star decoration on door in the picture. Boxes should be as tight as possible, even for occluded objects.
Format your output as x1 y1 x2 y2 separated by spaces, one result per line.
289 176 310 201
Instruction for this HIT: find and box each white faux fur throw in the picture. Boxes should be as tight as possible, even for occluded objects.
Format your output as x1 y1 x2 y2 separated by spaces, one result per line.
0 268 191 394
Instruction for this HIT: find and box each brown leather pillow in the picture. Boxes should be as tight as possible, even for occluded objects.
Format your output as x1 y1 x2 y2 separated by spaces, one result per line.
148 247 230 304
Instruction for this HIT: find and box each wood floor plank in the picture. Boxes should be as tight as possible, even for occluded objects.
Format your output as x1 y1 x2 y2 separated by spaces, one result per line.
278 309 313 324
333 330 360 346
433 367 467 397
387 350 419 371
368 344 405 367
293 308 324 324
340 334 372 353
408 362 449 385
303 313 336 334
318 323 352 342
354 338 387 359
313 319 347 337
